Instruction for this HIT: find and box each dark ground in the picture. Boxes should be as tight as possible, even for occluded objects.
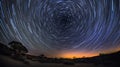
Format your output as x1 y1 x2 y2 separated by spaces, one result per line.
0 42 120 67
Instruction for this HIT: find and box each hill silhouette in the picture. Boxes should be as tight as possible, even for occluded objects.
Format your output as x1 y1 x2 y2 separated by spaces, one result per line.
73 51 120 67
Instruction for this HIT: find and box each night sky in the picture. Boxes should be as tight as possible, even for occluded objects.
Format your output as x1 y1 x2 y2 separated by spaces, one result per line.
0 0 120 58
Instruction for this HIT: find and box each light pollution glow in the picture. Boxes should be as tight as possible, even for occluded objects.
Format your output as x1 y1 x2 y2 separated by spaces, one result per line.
57 52 98 58
28 47 120 58
56 48 120 58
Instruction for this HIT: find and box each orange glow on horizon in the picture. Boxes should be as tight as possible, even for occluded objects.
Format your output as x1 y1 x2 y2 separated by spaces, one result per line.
28 47 120 59
56 51 98 59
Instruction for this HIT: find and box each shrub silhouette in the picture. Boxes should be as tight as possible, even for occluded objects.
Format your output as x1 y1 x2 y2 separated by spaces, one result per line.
8 41 28 55
39 54 46 58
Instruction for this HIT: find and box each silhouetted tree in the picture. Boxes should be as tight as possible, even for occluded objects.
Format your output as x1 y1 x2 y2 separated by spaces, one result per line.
39 54 46 59
8 41 28 55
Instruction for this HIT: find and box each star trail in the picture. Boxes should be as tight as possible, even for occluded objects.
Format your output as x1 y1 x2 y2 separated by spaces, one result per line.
0 0 120 57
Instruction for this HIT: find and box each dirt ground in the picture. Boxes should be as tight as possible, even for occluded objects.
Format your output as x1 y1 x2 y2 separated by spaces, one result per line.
0 55 105 67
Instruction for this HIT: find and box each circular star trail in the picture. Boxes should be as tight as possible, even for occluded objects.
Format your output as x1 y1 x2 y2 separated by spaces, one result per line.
0 0 120 55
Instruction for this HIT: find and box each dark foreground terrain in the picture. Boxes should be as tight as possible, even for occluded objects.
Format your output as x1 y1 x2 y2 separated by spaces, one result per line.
0 42 120 67
0 55 106 67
